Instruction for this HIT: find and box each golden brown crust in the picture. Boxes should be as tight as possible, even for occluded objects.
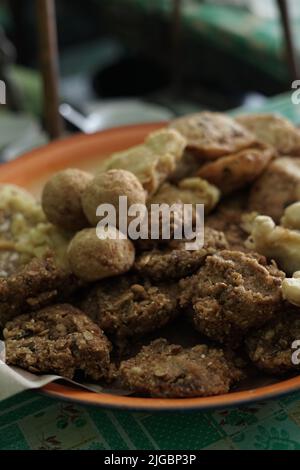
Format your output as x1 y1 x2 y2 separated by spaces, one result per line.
67 228 135 282
81 169 146 227
236 113 300 155
42 169 93 231
169 112 255 159
101 129 186 196
4 304 111 380
198 143 274 194
119 338 244 397
179 250 284 346
148 177 220 214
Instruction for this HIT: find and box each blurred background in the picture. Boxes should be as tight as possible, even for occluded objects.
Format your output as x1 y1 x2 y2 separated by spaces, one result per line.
0 0 299 161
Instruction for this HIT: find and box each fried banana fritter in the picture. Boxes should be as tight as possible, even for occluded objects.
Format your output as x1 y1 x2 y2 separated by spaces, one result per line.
100 129 186 196
169 112 255 159
245 308 300 375
4 304 112 380
134 227 228 282
81 276 178 343
179 250 284 346
236 113 300 155
198 143 274 195
119 338 244 397
0 256 80 327
148 177 220 214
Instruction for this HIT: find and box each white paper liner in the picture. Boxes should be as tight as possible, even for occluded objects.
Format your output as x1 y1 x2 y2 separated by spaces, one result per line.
0 341 130 401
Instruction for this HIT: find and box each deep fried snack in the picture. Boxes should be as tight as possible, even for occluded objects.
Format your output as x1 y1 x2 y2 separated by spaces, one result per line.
169 150 202 182
82 169 146 227
134 227 228 281
67 227 135 282
100 129 186 196
206 200 249 252
169 112 255 160
246 215 300 275
148 177 220 214
248 157 300 223
179 250 284 346
0 257 80 327
81 276 178 342
236 113 300 155
282 272 300 307
4 304 111 380
245 309 300 375
281 201 300 230
118 338 244 397
198 143 274 194
42 169 93 231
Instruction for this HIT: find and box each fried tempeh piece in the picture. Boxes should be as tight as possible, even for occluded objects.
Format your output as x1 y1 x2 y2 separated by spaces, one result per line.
119 338 244 397
0 256 81 327
4 304 111 380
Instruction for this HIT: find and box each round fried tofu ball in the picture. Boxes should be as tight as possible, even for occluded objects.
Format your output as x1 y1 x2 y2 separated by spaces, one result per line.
42 169 93 231
67 227 135 281
81 169 146 227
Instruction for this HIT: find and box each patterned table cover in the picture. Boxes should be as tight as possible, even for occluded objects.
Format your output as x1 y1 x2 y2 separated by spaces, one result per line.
1 91 300 451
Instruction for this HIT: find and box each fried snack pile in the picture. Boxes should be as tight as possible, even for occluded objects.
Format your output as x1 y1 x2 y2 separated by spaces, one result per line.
4 110 300 398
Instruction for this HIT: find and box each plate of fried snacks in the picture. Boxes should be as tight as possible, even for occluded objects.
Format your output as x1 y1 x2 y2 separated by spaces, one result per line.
2 112 300 411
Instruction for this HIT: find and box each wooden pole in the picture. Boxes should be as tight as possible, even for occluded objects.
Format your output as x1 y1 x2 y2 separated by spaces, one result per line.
171 0 182 92
277 0 299 81
36 0 63 139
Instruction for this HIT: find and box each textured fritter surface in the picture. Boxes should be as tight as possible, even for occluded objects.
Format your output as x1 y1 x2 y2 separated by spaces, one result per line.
134 228 228 281
81 276 178 342
245 309 300 375
198 143 274 194
236 113 300 155
100 129 186 195
148 177 220 214
169 112 255 159
248 157 300 223
4 304 111 380
179 250 284 346
119 338 244 397
0 257 80 327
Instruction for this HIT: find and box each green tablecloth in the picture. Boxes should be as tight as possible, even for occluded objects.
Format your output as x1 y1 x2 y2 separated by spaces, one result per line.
1 91 300 451
100 0 299 82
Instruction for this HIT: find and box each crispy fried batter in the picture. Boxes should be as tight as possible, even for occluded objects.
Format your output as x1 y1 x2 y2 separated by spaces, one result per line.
100 129 186 196
119 338 244 397
169 112 255 159
148 177 220 214
245 308 300 375
248 157 300 223
179 250 284 346
198 143 274 194
0 257 81 327
3 304 111 380
134 228 228 281
236 113 300 155
81 276 178 343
